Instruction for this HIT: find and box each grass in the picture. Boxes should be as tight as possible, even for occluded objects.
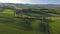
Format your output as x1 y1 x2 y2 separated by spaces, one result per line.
0 9 60 34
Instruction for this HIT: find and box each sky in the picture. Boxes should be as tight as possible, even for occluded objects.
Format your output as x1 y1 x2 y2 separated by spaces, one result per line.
0 0 60 4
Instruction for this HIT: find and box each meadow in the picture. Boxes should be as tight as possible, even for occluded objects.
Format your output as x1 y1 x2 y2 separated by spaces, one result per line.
0 9 60 34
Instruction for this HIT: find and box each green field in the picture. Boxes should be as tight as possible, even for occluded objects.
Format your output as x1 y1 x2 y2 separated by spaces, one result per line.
0 9 60 34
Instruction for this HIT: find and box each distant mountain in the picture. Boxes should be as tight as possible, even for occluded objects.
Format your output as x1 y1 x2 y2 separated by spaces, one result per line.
0 3 60 8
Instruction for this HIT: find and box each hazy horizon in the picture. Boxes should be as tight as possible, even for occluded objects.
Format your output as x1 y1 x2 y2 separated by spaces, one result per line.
0 0 60 4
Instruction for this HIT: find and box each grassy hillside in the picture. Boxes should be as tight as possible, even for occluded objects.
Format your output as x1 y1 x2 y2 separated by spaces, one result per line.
0 9 60 34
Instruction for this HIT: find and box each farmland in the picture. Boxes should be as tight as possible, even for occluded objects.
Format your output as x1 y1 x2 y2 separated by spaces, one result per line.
0 7 60 34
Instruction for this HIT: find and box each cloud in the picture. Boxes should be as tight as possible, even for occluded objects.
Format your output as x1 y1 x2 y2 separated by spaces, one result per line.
0 0 31 4
0 0 19 3
0 0 60 4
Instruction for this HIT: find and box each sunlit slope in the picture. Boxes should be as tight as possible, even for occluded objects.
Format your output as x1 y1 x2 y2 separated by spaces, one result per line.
50 19 60 34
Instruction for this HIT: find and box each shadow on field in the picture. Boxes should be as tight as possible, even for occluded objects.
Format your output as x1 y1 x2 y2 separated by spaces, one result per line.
38 19 52 34
18 17 52 34
0 15 14 23
16 17 53 34
19 19 35 30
